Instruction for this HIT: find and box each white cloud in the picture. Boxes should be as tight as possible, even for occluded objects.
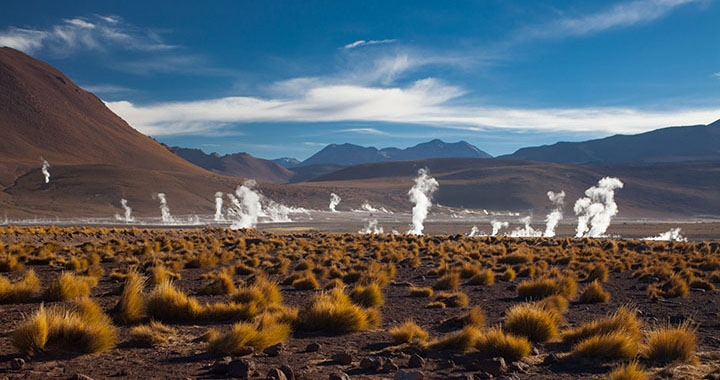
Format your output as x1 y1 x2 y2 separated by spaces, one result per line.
106 75 720 137
344 39 397 49
337 128 389 135
0 15 176 54
80 84 135 94
714 72 720 78
520 0 701 40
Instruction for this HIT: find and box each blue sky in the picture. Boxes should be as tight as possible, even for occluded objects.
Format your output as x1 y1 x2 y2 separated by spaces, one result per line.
1 0 718 160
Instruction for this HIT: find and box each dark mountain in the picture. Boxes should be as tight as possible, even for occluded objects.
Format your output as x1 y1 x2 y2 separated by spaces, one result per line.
299 139 491 167
171 147 294 183
272 157 301 168
503 121 720 164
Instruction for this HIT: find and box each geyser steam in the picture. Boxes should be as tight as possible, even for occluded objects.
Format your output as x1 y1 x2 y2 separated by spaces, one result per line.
214 192 224 222
490 220 509 236
544 191 565 237
114 198 134 223
156 193 173 223
407 168 438 235
574 177 624 238
359 219 383 234
41 159 50 183
228 180 261 229
329 193 341 212
644 228 687 242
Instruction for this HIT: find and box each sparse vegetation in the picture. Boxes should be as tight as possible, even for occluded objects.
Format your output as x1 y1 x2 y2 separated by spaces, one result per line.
643 322 697 363
388 320 429 344
579 280 611 303
571 332 640 361
503 303 560 342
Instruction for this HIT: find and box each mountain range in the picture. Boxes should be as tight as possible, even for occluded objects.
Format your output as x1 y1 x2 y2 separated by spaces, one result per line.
1 46 719 218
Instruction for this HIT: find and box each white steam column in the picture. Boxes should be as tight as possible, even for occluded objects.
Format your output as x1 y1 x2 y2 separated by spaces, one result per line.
329 193 341 212
574 177 624 238
407 168 438 235
156 193 173 224
214 192 224 222
41 159 51 183
544 190 565 237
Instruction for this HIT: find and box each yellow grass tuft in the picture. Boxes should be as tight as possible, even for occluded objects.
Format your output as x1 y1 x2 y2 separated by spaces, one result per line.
432 291 469 307
0 270 41 303
434 272 460 290
579 280 611 303
295 288 380 333
350 282 384 307
409 286 433 297
571 332 639 361
517 276 577 300
388 320 429 344
114 270 145 324
431 326 483 351
607 362 648 380
475 328 531 362
503 303 560 343
145 280 203 321
200 271 236 295
468 269 495 285
562 306 641 343
208 317 291 354
130 320 176 346
44 272 96 301
291 273 320 290
643 322 697 363
233 277 283 308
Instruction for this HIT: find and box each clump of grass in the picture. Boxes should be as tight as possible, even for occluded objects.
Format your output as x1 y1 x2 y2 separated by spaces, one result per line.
114 270 145 324
295 288 380 333
503 303 560 343
350 282 384 307
291 273 320 290
688 278 714 291
200 271 236 295
571 332 639 361
44 272 96 301
475 328 531 362
607 362 648 380
148 265 180 285
233 277 282 308
537 295 569 313
433 272 460 290
562 306 642 344
501 268 517 281
468 269 495 285
431 326 482 351
579 281 611 303
130 320 176 346
408 286 433 297
643 322 697 363
145 280 203 321
0 255 23 272
12 298 117 356
0 270 41 303
208 315 291 354
587 263 609 282
432 291 469 307
388 320 429 344
648 275 689 300
517 276 576 300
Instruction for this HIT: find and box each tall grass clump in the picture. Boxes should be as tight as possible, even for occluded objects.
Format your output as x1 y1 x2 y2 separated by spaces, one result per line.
562 306 641 344
579 281 611 303
571 332 639 361
503 303 560 343
431 326 482 351
388 320 429 344
145 280 203 321
517 276 576 300
114 270 145 323
643 322 697 363
208 315 291 354
0 270 40 303
468 269 495 285
433 272 460 290
350 282 384 307
475 328 531 362
233 277 282 308
44 272 96 301
295 288 380 334
130 320 176 346
607 362 648 380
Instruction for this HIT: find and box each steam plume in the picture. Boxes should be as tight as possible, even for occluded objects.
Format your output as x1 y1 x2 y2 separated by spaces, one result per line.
41 159 50 183
468 226 486 237
490 220 508 236
156 193 173 223
544 191 565 237
329 193 341 212
214 192 224 222
574 177 624 238
509 216 542 237
644 228 687 242
407 168 438 235
114 198 134 223
229 180 261 229
359 219 383 234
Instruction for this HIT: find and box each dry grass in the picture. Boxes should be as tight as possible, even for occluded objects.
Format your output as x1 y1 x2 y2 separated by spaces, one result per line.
503 303 560 343
643 322 697 363
434 272 460 290
607 362 648 380
475 328 531 362
579 280 611 303
388 320 429 344
431 326 482 351
12 298 117 356
145 280 203 321
44 271 96 301
207 315 291 354
501 268 516 281
432 291 469 307
517 276 577 300
295 288 380 333
0 270 40 303
562 306 642 343
537 295 569 313
291 273 320 290
408 286 433 297
130 320 176 346
468 269 495 285
233 277 283 308
571 332 640 361
350 282 384 307
200 271 236 295
114 270 145 324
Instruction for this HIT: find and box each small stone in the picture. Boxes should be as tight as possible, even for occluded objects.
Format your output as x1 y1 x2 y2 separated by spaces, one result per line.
383 359 399 373
267 368 288 380
305 342 321 352
359 357 382 371
279 364 295 380
332 352 353 365
264 343 283 357
394 370 425 380
475 372 494 379
235 346 255 356
228 358 254 380
211 357 232 374
329 372 350 380
71 375 93 380
475 358 506 377
509 361 529 373
407 354 425 368
10 358 25 370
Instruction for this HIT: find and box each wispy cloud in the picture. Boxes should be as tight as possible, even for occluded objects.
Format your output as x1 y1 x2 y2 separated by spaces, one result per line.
337 128 389 135
80 84 136 94
106 74 720 137
0 15 177 54
714 72 720 78
518 0 701 40
344 39 397 49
